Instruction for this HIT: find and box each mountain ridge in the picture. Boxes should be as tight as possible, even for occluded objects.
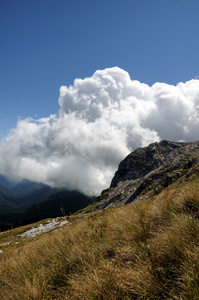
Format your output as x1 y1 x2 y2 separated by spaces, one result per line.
1 140 199 230
94 140 199 210
0 177 95 231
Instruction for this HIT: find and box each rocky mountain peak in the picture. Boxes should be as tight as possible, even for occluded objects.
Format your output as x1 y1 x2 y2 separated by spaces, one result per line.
111 140 190 187
96 140 199 210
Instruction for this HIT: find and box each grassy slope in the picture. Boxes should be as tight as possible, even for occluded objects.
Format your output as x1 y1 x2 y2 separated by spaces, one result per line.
1 177 199 299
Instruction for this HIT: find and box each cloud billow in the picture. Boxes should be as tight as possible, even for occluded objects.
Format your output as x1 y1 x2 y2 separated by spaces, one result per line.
0 67 199 195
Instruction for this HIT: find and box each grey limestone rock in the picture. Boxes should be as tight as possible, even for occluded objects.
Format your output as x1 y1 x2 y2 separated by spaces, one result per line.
96 140 199 210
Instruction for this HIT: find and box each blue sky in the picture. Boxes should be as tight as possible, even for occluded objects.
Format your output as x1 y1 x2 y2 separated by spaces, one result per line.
1 0 199 139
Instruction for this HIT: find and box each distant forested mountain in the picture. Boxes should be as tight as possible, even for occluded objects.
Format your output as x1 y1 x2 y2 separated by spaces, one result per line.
0 176 95 231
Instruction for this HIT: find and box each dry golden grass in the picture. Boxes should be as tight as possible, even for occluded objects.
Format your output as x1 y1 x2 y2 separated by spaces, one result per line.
1 178 199 299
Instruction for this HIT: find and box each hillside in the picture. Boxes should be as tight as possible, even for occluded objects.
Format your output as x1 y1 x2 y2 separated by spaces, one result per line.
0 178 95 231
1 140 199 299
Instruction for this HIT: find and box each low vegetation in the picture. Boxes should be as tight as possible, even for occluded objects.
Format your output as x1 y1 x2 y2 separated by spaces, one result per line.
1 177 199 299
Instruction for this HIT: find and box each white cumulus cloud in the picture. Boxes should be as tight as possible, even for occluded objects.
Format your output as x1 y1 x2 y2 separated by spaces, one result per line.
0 67 199 195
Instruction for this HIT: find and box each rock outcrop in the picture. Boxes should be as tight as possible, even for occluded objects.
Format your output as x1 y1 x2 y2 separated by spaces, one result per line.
96 140 199 210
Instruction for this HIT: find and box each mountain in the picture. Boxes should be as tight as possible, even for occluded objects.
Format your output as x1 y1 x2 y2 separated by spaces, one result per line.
1 140 199 231
0 177 95 231
94 140 199 210
1 140 199 299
